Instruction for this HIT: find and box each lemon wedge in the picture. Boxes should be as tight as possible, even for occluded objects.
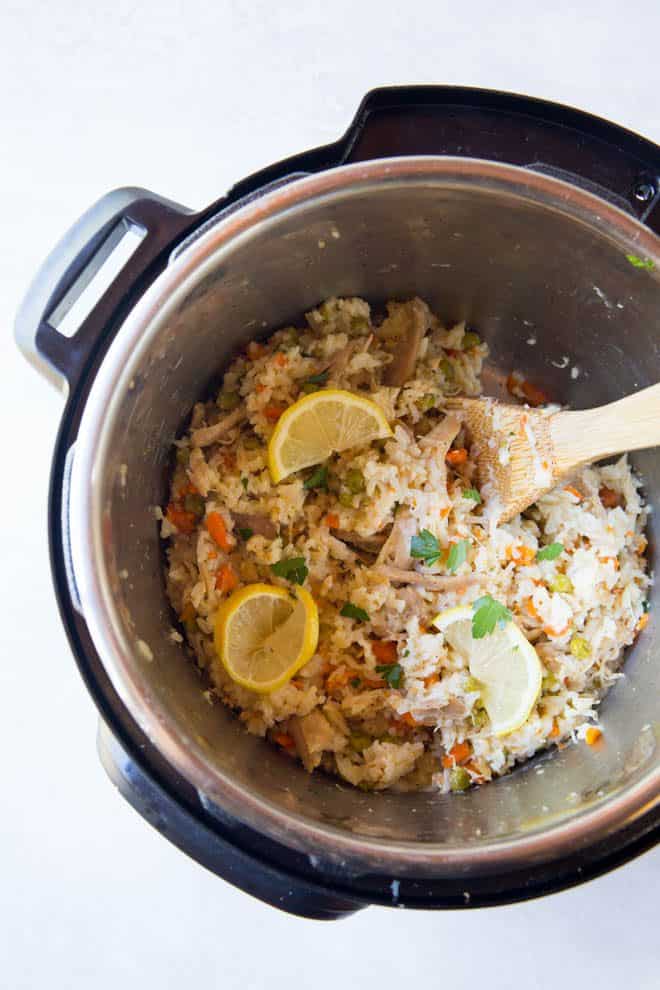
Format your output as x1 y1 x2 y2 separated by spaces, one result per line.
214 583 318 693
432 605 542 736
268 389 393 483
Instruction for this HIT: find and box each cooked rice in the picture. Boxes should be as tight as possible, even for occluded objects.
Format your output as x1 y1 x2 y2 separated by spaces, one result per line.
161 297 650 792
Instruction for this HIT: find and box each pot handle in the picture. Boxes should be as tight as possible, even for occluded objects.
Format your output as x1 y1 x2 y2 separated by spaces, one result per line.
339 86 660 235
14 187 195 391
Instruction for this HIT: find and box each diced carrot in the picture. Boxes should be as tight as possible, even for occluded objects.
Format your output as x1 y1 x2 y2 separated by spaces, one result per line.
599 485 622 509
506 372 548 406
525 597 540 620
424 672 440 689
274 352 288 367
247 341 268 360
396 712 417 730
264 403 286 422
549 720 560 738
440 506 450 518
544 624 569 638
273 732 295 749
206 511 233 551
463 760 485 783
564 485 583 501
598 555 619 570
325 513 340 529
508 545 535 566
442 740 472 768
180 601 196 623
166 503 196 535
207 550 218 560
636 612 650 633
446 447 468 466
371 640 398 664
362 676 386 689
255 383 266 394
215 563 238 593
637 535 648 554
585 726 602 746
520 379 548 407
326 667 351 693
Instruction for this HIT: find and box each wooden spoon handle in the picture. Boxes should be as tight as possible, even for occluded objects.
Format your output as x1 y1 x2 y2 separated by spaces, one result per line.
550 382 660 476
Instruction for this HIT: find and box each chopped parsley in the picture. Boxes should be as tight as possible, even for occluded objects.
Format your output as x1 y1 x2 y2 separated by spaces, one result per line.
471 595 513 639
237 527 253 541
350 676 362 689
463 488 482 504
340 602 369 622
642 599 650 613
447 539 470 574
303 464 329 490
304 370 329 385
240 477 249 490
376 663 404 688
536 542 564 561
626 253 655 271
410 529 442 567
270 557 308 585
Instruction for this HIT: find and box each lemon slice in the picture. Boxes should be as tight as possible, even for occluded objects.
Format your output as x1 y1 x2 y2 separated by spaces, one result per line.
268 389 393 483
214 583 319 693
432 605 542 736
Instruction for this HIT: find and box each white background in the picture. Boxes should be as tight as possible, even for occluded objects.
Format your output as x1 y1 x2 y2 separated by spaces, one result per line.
1 2 659 987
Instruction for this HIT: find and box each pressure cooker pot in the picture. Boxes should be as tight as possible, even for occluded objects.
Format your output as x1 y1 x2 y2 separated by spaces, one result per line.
16 87 660 919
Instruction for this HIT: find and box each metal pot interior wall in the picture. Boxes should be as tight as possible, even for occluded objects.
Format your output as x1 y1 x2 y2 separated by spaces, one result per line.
72 167 659 869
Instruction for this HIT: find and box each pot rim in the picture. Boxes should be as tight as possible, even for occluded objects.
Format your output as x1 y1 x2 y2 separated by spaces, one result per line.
68 155 660 875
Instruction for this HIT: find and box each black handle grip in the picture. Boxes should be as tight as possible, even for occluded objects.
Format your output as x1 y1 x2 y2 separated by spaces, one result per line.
15 188 196 391
339 86 660 234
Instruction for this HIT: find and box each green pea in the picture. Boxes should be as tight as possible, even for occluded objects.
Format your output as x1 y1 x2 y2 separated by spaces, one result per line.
339 491 354 507
345 468 366 494
462 331 481 350
549 573 574 594
542 672 559 692
464 675 482 692
440 358 455 381
570 635 591 659
471 708 489 729
183 493 205 518
243 436 261 450
349 733 372 753
449 767 471 791
218 390 240 411
301 382 320 394
417 393 437 412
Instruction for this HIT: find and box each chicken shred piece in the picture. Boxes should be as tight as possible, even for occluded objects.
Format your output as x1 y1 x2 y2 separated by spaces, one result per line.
191 407 245 448
378 298 432 386
372 565 485 590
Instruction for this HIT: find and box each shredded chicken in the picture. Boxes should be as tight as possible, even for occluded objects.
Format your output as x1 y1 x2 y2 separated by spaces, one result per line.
190 407 246 448
187 447 217 497
379 297 431 386
331 528 389 553
372 565 485 590
375 509 418 569
288 710 346 771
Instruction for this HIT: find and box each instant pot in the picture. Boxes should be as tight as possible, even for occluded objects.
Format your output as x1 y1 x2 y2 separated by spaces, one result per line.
16 87 660 919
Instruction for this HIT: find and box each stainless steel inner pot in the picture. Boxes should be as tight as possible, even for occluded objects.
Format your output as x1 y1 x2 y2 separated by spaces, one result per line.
67 157 659 879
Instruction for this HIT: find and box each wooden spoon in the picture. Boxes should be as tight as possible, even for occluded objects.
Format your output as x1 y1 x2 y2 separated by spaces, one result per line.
450 384 660 524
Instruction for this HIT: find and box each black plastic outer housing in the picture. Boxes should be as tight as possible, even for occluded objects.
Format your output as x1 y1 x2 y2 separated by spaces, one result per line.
39 87 660 919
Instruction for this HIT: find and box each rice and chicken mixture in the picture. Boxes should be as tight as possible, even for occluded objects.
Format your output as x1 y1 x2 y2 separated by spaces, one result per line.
160 297 650 793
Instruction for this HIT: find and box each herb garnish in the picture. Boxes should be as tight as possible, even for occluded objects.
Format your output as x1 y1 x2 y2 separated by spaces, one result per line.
270 557 308 585
471 595 513 639
340 602 369 622
376 663 404 688
536 542 564 561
